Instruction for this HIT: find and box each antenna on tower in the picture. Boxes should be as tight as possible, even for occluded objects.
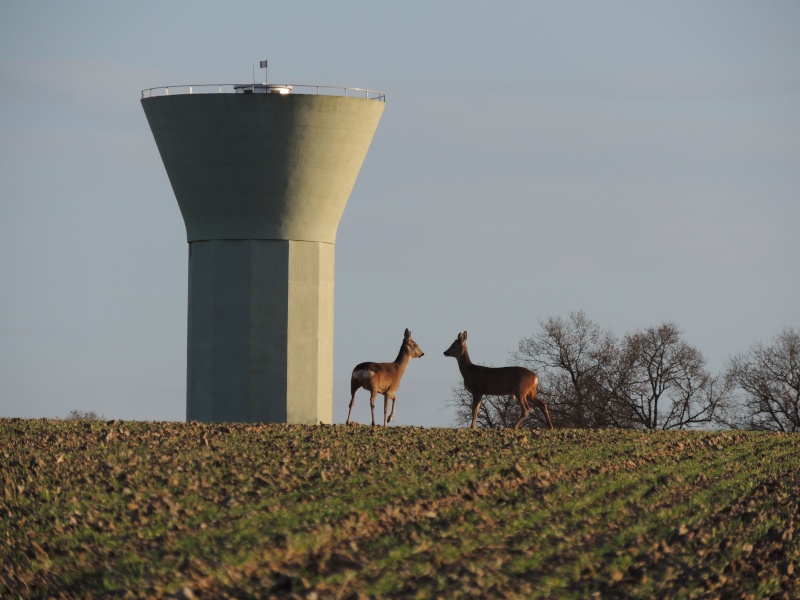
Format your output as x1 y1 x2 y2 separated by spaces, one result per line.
260 59 268 85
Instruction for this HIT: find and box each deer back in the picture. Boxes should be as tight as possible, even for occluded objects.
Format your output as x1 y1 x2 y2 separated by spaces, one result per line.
463 364 538 397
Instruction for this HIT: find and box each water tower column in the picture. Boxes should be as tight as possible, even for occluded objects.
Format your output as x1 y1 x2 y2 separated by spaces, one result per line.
185 239 333 424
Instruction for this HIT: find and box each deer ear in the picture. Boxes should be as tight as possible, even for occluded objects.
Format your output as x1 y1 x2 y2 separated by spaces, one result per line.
463 331 468 340
404 328 410 339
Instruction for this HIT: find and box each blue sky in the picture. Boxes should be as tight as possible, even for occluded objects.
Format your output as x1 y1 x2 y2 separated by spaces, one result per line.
1 1 798 426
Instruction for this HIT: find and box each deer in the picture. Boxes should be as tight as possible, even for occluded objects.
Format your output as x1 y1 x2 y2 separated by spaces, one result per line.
347 328 425 427
444 331 554 430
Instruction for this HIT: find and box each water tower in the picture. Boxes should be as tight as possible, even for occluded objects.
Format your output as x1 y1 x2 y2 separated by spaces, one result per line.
141 66 384 424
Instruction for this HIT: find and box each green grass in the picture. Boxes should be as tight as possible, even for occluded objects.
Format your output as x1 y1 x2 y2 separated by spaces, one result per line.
1 420 798 598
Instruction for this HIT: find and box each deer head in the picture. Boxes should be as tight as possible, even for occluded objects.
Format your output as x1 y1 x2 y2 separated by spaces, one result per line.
443 331 467 358
403 328 425 359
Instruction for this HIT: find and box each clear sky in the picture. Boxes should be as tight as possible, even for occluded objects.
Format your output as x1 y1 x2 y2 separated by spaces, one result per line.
1 1 798 426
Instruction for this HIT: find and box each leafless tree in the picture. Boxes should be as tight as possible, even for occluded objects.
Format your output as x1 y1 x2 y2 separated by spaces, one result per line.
514 311 618 428
64 410 105 421
616 323 731 430
448 313 738 431
726 328 800 432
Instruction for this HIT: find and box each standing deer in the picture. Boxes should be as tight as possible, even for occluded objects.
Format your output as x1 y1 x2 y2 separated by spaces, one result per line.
347 328 425 427
444 331 554 430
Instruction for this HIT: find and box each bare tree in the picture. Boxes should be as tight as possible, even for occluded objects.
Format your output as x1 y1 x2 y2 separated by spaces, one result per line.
726 328 800 432
65 410 104 421
617 323 730 430
514 311 618 428
448 313 737 431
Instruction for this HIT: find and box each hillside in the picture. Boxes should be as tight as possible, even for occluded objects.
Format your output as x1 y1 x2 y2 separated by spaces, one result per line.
1 419 798 598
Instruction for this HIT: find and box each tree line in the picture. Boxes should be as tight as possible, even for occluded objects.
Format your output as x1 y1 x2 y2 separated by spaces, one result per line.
449 311 800 432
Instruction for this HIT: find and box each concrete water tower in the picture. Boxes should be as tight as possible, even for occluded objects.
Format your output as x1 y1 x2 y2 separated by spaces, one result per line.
141 65 384 424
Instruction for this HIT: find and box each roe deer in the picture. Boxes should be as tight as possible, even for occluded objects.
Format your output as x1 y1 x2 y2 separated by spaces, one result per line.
444 331 554 430
347 328 425 427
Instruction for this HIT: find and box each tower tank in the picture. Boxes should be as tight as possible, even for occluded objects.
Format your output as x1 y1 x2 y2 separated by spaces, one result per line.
141 78 385 423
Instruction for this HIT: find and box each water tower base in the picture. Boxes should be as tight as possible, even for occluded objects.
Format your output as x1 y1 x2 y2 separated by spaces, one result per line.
186 239 334 424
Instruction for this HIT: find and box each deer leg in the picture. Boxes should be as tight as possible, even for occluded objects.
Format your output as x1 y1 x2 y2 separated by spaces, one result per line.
383 394 390 427
470 393 483 430
347 383 359 424
369 390 377 427
535 397 554 430
387 394 397 424
515 395 531 429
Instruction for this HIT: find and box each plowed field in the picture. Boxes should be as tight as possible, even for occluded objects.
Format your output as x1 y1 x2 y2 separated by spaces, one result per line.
1 419 798 598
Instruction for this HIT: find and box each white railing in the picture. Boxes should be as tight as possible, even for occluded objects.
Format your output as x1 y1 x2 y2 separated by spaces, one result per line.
141 84 385 101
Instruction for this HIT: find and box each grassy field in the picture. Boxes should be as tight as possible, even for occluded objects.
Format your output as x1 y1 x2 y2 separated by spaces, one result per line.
1 419 798 599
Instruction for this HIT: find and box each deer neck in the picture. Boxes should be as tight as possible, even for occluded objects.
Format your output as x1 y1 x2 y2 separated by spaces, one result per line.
394 345 412 373
456 348 474 377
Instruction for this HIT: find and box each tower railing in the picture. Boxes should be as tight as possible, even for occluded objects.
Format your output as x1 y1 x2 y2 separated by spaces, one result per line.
141 84 385 102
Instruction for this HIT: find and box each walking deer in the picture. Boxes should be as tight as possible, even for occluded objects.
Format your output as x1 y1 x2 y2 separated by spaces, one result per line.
444 331 554 430
347 328 425 427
